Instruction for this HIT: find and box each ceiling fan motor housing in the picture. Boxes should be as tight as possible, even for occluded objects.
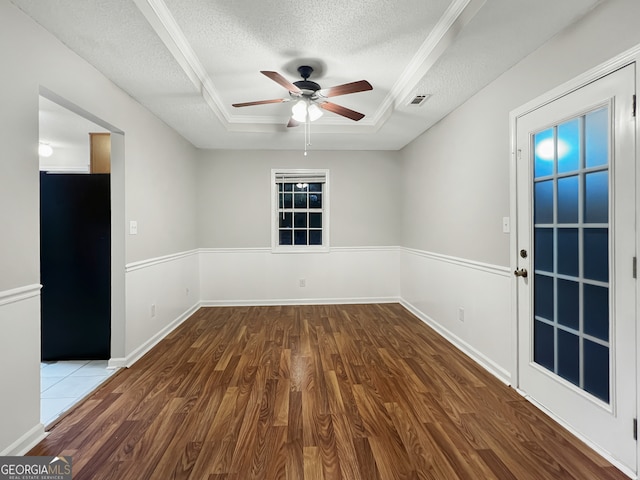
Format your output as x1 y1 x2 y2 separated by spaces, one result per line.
293 65 321 93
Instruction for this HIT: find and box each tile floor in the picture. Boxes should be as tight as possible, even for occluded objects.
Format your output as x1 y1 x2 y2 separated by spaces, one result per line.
40 360 117 426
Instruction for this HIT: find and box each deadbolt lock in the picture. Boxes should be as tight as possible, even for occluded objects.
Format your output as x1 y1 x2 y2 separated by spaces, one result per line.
520 249 528 259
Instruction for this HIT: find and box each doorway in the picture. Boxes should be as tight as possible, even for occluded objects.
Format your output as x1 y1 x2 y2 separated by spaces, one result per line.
39 96 112 360
38 91 126 425
513 65 636 472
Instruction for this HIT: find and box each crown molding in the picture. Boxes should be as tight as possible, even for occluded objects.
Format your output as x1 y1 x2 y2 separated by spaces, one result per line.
133 0 484 134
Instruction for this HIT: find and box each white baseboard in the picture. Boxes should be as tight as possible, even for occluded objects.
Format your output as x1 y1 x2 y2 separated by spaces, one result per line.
0 423 46 456
400 299 512 386
122 303 200 368
107 358 126 369
200 296 401 307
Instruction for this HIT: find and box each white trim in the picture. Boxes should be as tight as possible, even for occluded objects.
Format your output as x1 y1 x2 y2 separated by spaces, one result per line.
131 0 485 133
0 284 42 307
200 296 401 308
510 45 640 121
0 423 46 456
199 247 270 254
40 166 90 174
107 358 127 369
131 0 229 125
400 299 512 386
198 246 399 254
372 0 485 127
271 168 330 252
122 303 200 368
401 247 510 277
125 249 198 273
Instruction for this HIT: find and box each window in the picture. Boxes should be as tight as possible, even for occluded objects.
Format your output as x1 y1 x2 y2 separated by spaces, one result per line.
271 169 329 252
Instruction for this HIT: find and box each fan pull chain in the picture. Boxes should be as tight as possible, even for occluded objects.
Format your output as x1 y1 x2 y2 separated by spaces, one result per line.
304 108 311 156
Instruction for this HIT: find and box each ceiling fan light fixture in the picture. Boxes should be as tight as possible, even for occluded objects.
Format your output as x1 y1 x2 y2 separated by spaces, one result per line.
308 103 323 122
291 99 307 122
291 99 323 123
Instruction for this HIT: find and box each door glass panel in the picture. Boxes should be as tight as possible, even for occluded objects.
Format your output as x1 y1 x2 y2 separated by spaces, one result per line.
557 176 579 223
534 274 554 321
584 339 610 403
534 320 554 371
532 105 610 403
534 181 554 223
557 118 580 173
584 284 609 341
585 108 608 168
584 171 608 223
534 228 553 273
534 128 554 178
557 330 580 387
557 228 578 276
583 228 609 282
557 279 579 330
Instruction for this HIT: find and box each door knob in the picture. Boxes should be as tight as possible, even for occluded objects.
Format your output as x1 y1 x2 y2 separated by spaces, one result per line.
514 268 528 278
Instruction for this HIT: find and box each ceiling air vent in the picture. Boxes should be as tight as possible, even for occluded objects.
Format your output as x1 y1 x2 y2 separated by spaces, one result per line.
408 94 431 107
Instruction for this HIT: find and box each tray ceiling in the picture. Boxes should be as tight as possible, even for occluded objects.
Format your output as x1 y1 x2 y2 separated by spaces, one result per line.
12 0 602 150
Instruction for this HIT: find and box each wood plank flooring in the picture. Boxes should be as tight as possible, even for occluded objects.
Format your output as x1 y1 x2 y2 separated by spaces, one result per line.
28 304 628 479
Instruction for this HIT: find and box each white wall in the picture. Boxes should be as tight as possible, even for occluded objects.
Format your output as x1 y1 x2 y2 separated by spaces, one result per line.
0 1 199 454
197 149 402 248
200 247 400 305
120 251 200 367
195 149 402 304
399 0 640 379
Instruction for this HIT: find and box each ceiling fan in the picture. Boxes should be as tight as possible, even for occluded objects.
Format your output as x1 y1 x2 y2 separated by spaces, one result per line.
232 65 373 127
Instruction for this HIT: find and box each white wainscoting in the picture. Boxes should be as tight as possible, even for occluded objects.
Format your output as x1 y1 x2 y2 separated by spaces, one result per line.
199 247 401 306
114 250 201 368
400 248 513 384
0 285 46 455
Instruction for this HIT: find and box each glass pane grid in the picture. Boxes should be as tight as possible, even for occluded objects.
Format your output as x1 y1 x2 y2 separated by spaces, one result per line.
277 182 323 247
532 107 610 403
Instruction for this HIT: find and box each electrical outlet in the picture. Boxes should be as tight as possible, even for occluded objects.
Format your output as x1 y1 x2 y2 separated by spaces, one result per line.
458 307 465 322
151 304 156 318
299 279 306 287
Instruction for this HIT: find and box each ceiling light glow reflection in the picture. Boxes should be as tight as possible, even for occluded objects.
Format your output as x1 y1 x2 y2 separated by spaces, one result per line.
535 138 569 161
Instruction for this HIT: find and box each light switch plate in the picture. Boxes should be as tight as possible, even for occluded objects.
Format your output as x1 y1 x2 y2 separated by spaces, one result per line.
129 220 138 235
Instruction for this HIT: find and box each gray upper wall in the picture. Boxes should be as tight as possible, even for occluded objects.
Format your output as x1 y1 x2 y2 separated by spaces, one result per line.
400 0 640 267
1 0 200 293
197 149 402 248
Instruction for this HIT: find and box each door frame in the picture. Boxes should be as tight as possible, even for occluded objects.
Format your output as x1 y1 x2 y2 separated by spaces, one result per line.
509 45 640 477
39 86 127 365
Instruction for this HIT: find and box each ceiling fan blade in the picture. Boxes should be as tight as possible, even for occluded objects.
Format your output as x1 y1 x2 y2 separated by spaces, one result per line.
287 117 300 128
261 71 303 94
320 102 365 121
232 98 287 107
318 80 373 98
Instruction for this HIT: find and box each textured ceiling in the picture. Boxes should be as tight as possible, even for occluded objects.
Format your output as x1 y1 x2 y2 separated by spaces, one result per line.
12 0 602 150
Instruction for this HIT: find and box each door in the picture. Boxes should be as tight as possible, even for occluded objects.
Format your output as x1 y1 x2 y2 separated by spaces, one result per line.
40 172 111 360
515 65 636 471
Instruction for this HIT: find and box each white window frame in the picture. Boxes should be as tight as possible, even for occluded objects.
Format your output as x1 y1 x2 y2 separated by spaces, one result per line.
271 168 330 253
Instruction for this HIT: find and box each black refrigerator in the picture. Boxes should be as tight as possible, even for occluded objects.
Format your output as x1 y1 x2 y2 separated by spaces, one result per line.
40 172 111 360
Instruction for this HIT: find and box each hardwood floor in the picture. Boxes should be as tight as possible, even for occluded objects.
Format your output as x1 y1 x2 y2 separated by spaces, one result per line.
29 304 628 479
